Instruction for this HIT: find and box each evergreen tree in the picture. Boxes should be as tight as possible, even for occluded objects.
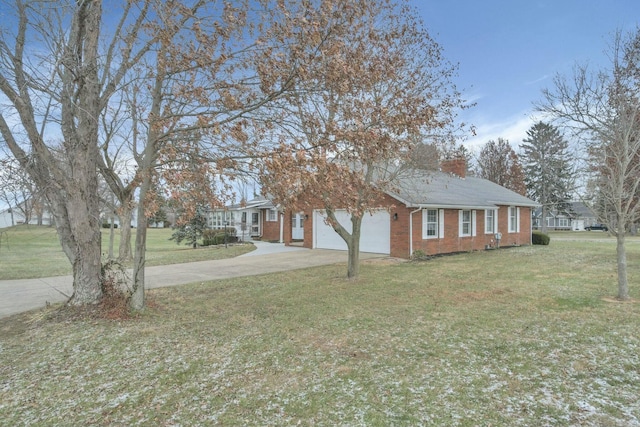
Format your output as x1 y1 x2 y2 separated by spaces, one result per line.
520 122 574 233
170 208 208 249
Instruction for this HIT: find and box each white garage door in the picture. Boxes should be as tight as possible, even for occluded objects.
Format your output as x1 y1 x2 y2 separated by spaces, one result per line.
313 209 390 254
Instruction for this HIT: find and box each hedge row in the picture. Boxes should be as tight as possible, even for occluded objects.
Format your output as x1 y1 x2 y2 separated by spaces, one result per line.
202 228 238 246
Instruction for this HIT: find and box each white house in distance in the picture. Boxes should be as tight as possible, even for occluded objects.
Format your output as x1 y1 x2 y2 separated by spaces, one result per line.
207 196 284 242
0 205 54 229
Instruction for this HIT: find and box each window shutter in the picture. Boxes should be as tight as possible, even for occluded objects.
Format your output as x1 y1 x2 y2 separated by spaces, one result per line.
421 210 428 239
439 209 445 238
458 210 463 236
472 210 477 237
517 207 521 233
494 209 499 234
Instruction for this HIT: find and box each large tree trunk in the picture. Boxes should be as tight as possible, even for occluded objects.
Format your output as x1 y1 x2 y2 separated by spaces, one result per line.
616 235 629 300
325 208 363 279
130 167 153 311
615 214 629 300
346 216 362 279
130 209 147 310
540 204 548 234
108 214 115 259
118 203 134 262
49 184 103 305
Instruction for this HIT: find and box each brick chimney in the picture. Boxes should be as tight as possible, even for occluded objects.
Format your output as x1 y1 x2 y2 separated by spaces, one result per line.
440 157 467 178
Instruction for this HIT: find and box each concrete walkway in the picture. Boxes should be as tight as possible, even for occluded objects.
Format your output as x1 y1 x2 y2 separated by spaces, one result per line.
238 240 307 257
0 242 383 319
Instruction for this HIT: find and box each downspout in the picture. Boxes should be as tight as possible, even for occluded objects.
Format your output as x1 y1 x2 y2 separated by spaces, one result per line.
409 208 422 257
279 211 284 243
529 208 533 246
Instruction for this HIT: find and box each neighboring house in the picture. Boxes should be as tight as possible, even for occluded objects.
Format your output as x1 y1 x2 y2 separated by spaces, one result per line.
532 202 598 231
0 204 54 229
281 159 539 259
208 196 283 242
100 210 139 229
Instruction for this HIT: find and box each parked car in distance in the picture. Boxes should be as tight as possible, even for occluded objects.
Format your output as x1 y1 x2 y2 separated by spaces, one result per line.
585 223 608 231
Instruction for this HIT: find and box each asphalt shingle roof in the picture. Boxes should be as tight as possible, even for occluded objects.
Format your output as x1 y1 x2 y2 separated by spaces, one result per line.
388 171 538 209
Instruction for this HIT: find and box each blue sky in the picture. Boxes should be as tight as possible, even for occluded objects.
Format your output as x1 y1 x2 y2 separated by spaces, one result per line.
415 0 640 153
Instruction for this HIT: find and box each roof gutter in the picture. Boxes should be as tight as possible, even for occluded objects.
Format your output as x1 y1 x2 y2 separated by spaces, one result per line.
407 203 496 210
487 200 540 208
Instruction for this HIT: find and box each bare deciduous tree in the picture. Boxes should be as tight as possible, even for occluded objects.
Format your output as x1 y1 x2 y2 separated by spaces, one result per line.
538 29 640 300
476 138 526 196
0 0 153 304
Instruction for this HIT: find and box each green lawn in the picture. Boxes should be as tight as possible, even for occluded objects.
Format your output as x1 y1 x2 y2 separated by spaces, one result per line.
0 225 254 280
1 237 639 426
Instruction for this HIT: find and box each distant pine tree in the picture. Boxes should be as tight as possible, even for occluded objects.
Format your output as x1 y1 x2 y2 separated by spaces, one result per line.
520 122 574 233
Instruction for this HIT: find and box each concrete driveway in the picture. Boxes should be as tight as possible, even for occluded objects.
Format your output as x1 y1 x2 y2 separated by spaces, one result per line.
0 242 384 319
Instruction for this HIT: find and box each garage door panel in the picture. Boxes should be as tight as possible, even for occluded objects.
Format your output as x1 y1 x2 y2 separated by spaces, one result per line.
313 209 390 254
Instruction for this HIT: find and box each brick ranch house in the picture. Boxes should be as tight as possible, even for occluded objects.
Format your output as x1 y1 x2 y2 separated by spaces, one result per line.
280 159 539 258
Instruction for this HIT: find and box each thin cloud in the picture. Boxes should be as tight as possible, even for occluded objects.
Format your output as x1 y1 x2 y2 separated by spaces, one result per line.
525 74 550 85
462 111 543 153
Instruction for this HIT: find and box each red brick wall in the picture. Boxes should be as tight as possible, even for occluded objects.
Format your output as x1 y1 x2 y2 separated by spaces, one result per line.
302 211 313 249
399 205 532 258
261 209 281 242
497 206 532 247
283 194 532 258
390 205 412 258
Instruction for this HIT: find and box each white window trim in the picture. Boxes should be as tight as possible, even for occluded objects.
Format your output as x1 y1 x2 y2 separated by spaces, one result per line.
459 209 475 237
267 209 277 222
485 209 497 234
422 209 441 239
509 206 520 233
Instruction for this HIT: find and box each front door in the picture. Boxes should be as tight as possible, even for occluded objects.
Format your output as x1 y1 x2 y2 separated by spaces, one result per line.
292 213 304 240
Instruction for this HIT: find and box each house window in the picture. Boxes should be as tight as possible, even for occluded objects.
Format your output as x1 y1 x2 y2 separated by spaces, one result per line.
509 207 520 233
558 218 568 228
459 210 472 237
422 209 439 239
485 209 496 234
211 211 233 229
252 212 259 225
242 212 247 223
267 209 277 222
